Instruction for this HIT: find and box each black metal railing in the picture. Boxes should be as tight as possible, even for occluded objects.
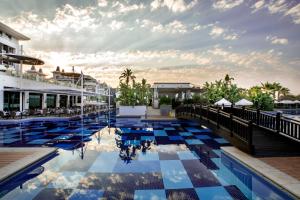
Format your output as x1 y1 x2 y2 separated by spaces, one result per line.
222 106 300 142
176 104 254 153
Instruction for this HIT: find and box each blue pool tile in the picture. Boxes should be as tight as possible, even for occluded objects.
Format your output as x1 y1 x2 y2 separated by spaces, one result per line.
138 152 159 161
196 186 233 200
47 172 86 189
166 189 199 200
154 130 168 136
88 152 119 173
214 138 230 144
1 138 20 144
179 132 193 136
113 160 161 173
195 135 211 140
164 127 175 130
177 151 200 160
185 139 203 145
27 139 51 145
160 160 193 189
185 127 202 132
169 136 184 141
1 187 43 200
124 140 141 146
141 136 155 141
69 189 104 200
134 189 166 200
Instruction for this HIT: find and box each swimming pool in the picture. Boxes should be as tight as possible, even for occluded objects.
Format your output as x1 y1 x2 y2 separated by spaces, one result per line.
0 113 295 199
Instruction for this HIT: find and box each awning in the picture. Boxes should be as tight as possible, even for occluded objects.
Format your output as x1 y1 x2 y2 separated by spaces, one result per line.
2 88 111 97
1 53 44 65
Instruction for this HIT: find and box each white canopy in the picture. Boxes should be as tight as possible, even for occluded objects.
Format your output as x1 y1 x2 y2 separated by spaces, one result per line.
235 98 253 106
214 98 232 106
294 100 300 104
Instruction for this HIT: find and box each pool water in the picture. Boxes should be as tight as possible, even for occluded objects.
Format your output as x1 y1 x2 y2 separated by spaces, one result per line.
0 114 294 200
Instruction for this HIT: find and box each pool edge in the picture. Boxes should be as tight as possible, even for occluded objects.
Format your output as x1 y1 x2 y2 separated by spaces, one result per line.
221 146 300 199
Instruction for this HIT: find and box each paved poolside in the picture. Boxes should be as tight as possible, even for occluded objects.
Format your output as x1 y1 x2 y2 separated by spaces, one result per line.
259 156 300 181
0 147 57 183
222 146 300 199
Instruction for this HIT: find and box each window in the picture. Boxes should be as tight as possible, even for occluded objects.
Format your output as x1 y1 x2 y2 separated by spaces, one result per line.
46 94 56 108
4 91 20 111
29 93 42 109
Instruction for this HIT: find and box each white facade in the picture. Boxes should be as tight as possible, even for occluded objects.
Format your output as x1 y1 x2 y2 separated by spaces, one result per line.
0 72 83 111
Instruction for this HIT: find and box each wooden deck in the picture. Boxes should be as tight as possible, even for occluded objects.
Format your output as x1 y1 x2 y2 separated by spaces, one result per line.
0 147 57 183
0 152 34 168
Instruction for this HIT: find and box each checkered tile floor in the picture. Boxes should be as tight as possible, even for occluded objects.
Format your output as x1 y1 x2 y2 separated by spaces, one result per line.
1 118 292 200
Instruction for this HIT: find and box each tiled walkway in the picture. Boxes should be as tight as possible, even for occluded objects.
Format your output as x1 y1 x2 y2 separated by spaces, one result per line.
259 157 300 181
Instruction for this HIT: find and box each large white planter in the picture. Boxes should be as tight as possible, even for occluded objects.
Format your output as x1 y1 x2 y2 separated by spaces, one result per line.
118 106 147 116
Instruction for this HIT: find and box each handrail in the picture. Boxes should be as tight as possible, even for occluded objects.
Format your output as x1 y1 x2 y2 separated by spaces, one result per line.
212 106 300 142
176 104 254 153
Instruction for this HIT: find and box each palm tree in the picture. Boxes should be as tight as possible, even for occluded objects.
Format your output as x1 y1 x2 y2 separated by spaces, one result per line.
119 68 136 86
224 74 234 86
278 87 290 99
261 82 275 98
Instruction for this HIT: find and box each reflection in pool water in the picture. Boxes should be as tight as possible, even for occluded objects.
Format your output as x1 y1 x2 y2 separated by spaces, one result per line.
0 113 295 200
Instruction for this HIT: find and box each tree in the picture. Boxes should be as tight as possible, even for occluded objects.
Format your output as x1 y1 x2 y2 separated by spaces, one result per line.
117 70 151 106
202 74 242 103
119 68 136 86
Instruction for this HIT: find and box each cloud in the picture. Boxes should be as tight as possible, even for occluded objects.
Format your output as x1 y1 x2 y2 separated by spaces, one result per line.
285 3 300 24
213 0 244 11
251 0 265 13
266 35 289 45
109 20 124 30
250 0 300 25
267 0 288 14
139 19 187 34
209 25 239 40
98 0 108 7
150 0 197 13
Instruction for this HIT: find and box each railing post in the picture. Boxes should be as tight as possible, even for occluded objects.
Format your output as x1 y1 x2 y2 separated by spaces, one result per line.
207 106 210 123
248 121 253 154
217 107 220 129
242 106 245 119
256 109 260 125
230 113 233 137
199 104 202 120
276 112 281 133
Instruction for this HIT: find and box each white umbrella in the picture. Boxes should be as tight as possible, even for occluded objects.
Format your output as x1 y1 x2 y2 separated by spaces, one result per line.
214 98 232 107
0 64 7 71
235 98 253 106
294 100 300 104
280 100 295 104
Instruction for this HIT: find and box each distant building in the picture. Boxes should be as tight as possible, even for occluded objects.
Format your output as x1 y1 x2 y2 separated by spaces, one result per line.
152 82 202 108
0 22 109 111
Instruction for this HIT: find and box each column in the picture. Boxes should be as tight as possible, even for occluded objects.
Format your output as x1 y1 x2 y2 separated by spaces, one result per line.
42 93 47 109
75 96 78 106
24 91 29 110
56 94 60 108
0 86 3 111
66 95 70 108
19 92 23 112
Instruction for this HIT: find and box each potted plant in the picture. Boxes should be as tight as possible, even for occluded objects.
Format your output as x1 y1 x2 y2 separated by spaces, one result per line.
159 96 172 116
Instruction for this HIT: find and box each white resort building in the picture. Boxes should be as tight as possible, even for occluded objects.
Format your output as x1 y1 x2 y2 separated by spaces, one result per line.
0 22 109 113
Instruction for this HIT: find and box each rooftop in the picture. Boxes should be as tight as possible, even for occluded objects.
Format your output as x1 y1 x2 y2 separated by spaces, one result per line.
0 22 30 40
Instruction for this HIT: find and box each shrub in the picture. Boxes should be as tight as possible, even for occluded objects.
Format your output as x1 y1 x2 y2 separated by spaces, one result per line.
159 96 172 105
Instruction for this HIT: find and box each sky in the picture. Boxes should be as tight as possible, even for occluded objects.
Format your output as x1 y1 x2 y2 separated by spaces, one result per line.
0 0 299 93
